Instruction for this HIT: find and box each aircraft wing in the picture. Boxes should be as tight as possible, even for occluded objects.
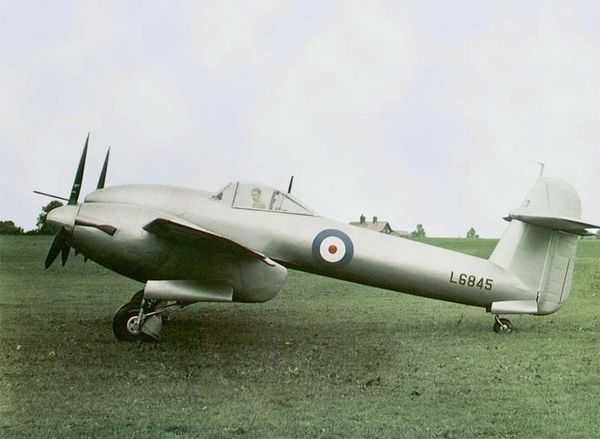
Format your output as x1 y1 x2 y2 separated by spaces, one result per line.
143 217 277 266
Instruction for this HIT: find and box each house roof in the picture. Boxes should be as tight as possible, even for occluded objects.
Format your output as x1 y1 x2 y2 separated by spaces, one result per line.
349 221 392 233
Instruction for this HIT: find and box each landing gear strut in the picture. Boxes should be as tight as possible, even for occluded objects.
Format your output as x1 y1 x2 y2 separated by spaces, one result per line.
493 315 513 334
112 291 178 341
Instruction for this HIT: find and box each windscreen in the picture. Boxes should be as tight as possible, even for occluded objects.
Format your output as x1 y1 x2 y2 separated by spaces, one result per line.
213 182 314 215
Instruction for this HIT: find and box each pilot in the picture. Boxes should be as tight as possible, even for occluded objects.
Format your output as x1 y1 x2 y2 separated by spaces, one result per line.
251 187 266 209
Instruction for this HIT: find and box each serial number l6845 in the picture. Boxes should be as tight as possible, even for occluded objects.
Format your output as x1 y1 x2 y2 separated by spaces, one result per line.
449 271 493 290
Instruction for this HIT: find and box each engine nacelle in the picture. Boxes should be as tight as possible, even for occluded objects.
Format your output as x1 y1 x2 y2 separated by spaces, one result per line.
71 203 172 282
144 257 287 305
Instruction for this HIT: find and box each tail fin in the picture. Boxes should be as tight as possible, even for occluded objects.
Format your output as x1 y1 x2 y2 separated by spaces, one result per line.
490 178 599 315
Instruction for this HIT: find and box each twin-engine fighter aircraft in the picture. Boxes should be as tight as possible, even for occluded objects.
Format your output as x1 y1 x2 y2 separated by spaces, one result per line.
40 136 600 340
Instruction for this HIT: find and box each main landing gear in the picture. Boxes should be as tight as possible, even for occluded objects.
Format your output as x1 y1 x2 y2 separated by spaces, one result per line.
493 315 513 334
112 290 179 341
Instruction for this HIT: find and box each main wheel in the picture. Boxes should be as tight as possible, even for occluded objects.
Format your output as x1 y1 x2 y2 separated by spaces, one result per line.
493 318 513 334
113 302 145 341
129 290 144 306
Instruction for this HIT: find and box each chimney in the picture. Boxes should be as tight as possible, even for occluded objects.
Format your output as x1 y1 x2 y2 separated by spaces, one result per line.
373 216 377 224
360 214 365 224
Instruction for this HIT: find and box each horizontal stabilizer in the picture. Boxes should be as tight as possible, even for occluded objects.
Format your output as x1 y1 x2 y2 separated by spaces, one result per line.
505 212 600 236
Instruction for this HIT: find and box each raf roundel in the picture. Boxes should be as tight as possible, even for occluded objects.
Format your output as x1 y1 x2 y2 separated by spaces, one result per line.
312 229 354 268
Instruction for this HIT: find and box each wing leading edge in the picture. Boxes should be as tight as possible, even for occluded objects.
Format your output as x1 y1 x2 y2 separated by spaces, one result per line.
143 217 278 266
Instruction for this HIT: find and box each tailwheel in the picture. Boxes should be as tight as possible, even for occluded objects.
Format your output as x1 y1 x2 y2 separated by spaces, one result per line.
113 301 146 341
493 316 513 334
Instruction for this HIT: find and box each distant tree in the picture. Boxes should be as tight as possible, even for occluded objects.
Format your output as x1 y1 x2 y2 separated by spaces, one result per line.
411 224 426 238
0 220 24 235
466 227 479 239
36 200 64 235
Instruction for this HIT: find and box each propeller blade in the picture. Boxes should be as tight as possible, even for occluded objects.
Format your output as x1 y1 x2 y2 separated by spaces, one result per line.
68 133 89 205
287 175 294 194
97 147 110 189
33 191 69 202
45 228 67 268
61 243 70 266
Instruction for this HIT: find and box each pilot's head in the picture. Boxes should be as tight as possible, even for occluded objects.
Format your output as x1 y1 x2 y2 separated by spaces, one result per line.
251 188 261 201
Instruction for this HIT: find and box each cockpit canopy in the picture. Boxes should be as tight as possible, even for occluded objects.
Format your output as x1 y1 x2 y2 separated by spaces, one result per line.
211 182 315 216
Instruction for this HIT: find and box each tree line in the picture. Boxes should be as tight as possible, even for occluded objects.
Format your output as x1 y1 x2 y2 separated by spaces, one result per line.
0 201 63 235
410 224 479 239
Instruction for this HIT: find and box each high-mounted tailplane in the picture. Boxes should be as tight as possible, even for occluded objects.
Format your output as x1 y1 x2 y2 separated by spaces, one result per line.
489 177 600 318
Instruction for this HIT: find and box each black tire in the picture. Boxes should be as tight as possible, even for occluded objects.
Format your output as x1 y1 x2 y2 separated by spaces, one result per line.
493 318 513 334
112 302 145 341
129 290 144 306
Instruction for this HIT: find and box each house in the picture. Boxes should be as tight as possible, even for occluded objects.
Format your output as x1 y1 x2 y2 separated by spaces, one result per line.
349 214 410 238
349 214 393 234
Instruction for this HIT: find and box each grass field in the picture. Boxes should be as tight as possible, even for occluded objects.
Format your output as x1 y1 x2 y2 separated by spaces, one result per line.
1 236 600 438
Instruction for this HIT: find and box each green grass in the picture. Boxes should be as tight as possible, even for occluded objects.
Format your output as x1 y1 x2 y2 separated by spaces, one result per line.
2 236 600 438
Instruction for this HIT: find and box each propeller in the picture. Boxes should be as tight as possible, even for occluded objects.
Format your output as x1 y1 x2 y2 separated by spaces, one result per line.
97 147 110 189
45 134 89 268
45 227 68 268
68 133 89 205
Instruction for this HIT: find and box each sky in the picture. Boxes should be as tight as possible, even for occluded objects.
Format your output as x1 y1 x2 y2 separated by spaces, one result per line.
1 0 599 237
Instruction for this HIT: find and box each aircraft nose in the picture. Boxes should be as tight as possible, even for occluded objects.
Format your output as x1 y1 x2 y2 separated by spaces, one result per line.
47 205 79 230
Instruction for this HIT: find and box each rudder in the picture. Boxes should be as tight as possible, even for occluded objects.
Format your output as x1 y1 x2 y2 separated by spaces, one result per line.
490 178 597 315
